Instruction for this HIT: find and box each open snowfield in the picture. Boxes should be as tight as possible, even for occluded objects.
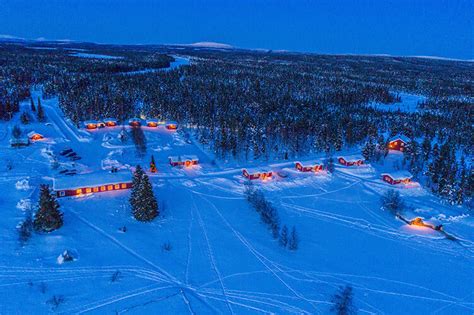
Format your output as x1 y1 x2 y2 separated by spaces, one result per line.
0 92 473 314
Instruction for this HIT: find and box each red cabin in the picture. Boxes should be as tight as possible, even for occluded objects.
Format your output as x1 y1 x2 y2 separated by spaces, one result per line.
388 135 410 152
338 156 364 166
169 155 199 167
128 118 142 127
84 120 98 130
295 162 323 172
146 119 159 127
104 118 118 127
242 169 273 180
165 121 178 130
28 131 44 141
53 172 132 198
381 171 412 185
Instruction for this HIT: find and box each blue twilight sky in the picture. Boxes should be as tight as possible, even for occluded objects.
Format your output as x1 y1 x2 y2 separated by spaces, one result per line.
0 0 472 59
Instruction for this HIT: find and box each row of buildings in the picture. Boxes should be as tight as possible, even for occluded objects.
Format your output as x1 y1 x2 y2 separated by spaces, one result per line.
83 118 178 130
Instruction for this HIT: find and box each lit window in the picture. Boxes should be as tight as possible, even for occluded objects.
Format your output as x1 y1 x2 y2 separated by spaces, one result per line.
100 186 106 192
107 185 113 190
93 187 99 192
114 184 120 189
76 189 82 194
121 183 127 189
85 188 92 193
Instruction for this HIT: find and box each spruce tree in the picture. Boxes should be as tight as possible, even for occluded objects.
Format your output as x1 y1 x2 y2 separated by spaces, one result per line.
130 166 158 222
34 185 63 232
330 285 356 315
20 112 30 124
150 155 157 173
288 226 299 250
279 225 288 247
37 97 45 121
30 97 36 112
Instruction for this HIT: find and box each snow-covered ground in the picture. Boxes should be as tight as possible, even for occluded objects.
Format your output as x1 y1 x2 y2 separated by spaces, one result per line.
69 52 124 60
0 92 473 314
368 92 427 113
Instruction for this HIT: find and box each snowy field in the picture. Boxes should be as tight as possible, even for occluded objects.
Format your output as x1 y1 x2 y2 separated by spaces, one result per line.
368 93 427 113
0 91 473 314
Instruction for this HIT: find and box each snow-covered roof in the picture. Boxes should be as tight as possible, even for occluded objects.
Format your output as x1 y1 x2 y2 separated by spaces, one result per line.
381 170 413 180
166 121 177 125
169 155 199 162
389 134 410 143
83 120 98 125
128 117 141 122
103 118 118 122
339 155 364 162
27 131 42 137
243 168 272 174
146 119 159 123
53 171 132 190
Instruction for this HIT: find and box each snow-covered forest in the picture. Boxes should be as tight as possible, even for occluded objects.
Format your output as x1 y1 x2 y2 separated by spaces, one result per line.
0 41 473 314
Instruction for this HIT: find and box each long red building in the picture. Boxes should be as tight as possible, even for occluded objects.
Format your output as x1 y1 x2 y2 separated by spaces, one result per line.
53 172 132 198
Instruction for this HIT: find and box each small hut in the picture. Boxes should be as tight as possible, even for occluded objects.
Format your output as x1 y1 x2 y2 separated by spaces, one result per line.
169 155 199 167
146 119 159 127
165 121 178 130
338 155 364 166
242 169 273 180
295 161 323 172
128 118 142 127
83 120 98 130
103 118 118 127
381 171 412 185
388 134 410 151
27 131 44 141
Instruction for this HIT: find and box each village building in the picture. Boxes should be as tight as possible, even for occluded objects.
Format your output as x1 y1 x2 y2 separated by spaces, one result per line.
103 118 118 127
165 121 178 130
242 168 273 180
146 119 159 127
381 170 413 185
83 120 99 130
338 155 365 166
295 161 323 172
53 171 132 198
169 155 199 167
128 118 142 127
388 134 410 151
27 131 44 141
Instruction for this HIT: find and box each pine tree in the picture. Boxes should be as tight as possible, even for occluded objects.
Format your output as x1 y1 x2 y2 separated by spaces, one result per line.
288 226 299 250
150 155 157 173
279 225 288 247
130 166 158 222
37 97 45 121
381 189 404 215
362 138 375 161
20 111 30 124
33 185 63 232
326 156 335 173
330 285 356 315
30 97 36 112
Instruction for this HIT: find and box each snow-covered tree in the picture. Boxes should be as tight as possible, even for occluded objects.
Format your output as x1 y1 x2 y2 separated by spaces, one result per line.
34 184 63 232
288 226 299 250
30 97 36 112
279 225 288 247
37 97 45 121
130 165 158 222
330 285 356 315
381 189 404 215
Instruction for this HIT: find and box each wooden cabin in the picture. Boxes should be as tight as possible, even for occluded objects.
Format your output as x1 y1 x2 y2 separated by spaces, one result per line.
338 155 364 166
242 169 273 180
146 119 159 127
103 118 118 127
388 134 410 152
165 121 178 130
128 118 142 127
27 131 44 141
381 171 412 185
84 120 99 130
169 155 199 167
53 172 132 198
295 162 323 173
